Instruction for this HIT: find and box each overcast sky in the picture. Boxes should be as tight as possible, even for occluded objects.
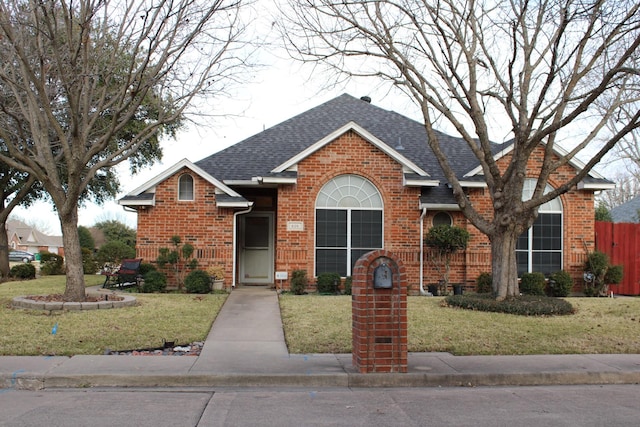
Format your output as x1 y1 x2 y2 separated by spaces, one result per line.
12 48 422 235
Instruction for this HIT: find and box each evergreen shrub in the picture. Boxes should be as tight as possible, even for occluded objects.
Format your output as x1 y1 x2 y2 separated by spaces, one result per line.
316 272 341 294
548 270 573 297
520 272 546 296
476 272 492 293
184 269 211 294
9 263 36 279
141 270 167 293
290 269 307 295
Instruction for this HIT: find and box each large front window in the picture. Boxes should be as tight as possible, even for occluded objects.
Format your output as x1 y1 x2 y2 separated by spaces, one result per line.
516 180 563 276
315 175 383 277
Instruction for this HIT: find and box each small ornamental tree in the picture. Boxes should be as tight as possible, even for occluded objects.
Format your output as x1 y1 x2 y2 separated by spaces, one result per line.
584 251 624 297
156 236 198 290
425 224 470 294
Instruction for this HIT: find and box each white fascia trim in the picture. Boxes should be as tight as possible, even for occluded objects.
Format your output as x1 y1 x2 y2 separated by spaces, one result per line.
223 180 259 186
459 181 488 188
419 202 461 210
271 121 430 177
463 141 608 180
260 177 298 184
578 181 616 190
117 198 155 207
404 178 440 187
217 201 255 208
125 158 243 199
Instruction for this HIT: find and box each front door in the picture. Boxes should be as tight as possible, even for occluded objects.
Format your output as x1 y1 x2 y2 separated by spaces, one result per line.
239 213 274 285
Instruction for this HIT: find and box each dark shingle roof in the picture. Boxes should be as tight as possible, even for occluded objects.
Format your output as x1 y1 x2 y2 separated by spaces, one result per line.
194 94 486 182
610 196 640 223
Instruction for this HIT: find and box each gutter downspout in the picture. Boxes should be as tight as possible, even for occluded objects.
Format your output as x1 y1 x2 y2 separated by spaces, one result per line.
419 207 428 295
232 205 254 288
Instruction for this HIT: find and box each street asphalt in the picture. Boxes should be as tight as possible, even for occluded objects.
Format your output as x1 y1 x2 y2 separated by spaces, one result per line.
2 287 639 391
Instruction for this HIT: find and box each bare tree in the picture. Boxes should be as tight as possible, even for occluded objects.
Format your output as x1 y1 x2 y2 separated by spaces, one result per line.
597 172 640 209
281 0 640 299
0 0 253 301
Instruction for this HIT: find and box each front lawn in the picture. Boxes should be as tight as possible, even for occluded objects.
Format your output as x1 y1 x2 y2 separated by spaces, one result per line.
0 275 226 356
279 294 640 355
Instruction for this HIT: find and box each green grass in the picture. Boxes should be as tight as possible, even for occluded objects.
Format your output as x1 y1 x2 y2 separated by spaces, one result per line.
0 275 227 356
279 294 640 355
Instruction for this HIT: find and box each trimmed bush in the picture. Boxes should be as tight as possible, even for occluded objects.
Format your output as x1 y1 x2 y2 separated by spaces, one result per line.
343 276 352 295
445 293 574 316
9 263 36 279
520 272 546 296
476 272 492 293
290 269 307 295
548 270 573 297
316 272 341 294
138 263 157 276
605 264 624 285
184 269 211 294
39 252 64 275
141 270 167 293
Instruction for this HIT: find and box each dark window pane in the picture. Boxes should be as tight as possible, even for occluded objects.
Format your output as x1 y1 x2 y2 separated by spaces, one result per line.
316 210 347 247
316 249 347 277
351 210 382 248
532 252 562 275
533 214 561 250
516 231 529 250
351 249 373 274
516 251 529 276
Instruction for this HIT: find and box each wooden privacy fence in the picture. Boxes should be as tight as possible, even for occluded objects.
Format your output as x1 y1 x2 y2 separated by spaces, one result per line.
595 221 640 295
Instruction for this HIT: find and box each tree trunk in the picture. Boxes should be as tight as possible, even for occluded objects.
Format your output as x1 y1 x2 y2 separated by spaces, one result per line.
490 230 520 300
0 221 10 281
60 208 86 302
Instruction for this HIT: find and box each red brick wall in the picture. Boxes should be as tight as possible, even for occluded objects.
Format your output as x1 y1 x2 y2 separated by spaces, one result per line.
275 130 423 288
464 145 595 290
352 249 407 373
136 138 596 293
136 168 234 287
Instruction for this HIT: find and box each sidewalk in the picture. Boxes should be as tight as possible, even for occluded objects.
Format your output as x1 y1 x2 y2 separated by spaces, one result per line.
2 287 640 390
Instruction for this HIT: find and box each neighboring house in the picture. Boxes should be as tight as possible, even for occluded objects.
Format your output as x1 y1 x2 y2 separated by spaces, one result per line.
6 219 64 256
119 94 613 291
610 196 640 223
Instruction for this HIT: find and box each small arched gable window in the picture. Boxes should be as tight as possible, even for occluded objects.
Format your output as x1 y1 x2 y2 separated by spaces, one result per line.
178 174 194 201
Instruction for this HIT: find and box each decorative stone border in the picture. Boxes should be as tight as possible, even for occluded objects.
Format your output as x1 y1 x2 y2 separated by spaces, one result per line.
12 294 137 311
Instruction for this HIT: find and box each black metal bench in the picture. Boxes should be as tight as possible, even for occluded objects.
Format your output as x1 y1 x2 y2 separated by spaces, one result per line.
102 258 143 289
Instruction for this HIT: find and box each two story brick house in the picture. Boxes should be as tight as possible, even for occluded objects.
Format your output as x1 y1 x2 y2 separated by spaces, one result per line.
119 94 613 292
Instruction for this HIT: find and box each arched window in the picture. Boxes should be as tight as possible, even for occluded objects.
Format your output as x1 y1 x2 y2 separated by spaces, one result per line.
178 174 194 201
315 175 383 277
432 212 453 227
516 180 563 275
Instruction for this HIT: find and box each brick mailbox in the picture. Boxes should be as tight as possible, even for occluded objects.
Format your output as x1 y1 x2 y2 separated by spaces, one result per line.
352 249 407 373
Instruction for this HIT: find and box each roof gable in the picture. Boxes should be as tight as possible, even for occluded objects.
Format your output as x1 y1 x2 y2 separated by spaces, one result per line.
271 121 431 177
119 159 251 207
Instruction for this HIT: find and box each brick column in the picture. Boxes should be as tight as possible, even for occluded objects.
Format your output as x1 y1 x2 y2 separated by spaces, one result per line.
352 250 407 373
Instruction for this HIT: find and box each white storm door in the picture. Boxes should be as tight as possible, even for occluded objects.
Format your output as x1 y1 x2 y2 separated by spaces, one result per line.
239 213 274 284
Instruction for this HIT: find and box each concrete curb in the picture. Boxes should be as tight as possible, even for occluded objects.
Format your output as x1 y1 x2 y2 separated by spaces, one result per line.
4 370 640 391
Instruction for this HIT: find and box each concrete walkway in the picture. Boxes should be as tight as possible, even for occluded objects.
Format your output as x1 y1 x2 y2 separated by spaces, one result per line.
2 287 640 390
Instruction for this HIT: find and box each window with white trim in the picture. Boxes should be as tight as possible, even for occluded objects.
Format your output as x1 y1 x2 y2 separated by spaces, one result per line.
315 175 383 277
178 174 194 201
516 180 563 276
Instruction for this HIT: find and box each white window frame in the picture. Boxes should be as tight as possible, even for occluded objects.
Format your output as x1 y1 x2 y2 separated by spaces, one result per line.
178 173 194 201
315 175 384 277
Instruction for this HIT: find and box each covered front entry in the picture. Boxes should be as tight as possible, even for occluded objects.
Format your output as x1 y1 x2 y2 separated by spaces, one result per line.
239 213 274 285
